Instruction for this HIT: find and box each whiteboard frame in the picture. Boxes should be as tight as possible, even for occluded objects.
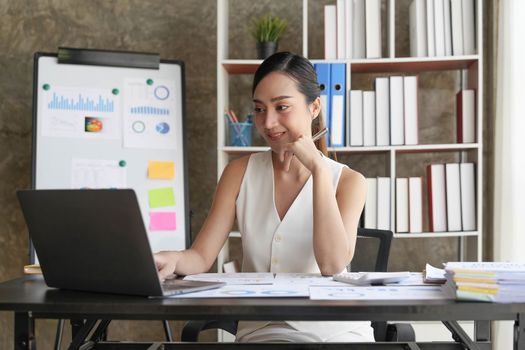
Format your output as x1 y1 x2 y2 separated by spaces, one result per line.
30 51 191 263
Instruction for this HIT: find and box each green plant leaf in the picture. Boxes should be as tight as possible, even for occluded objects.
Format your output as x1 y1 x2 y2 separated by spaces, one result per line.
249 15 288 43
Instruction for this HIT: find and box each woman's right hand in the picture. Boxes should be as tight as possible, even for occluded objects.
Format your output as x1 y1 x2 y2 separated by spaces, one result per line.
154 251 181 281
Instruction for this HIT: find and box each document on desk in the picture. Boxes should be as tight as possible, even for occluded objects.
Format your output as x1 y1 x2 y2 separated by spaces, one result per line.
384 272 426 286
274 273 348 286
183 272 274 285
309 285 452 300
168 284 310 298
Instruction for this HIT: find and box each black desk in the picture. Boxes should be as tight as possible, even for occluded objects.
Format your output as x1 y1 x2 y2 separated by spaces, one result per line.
0 276 523 350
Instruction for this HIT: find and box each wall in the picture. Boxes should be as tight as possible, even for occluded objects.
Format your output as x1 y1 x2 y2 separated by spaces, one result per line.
0 0 218 347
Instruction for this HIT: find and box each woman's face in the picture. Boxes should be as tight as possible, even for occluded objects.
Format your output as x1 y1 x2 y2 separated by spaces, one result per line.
252 72 316 152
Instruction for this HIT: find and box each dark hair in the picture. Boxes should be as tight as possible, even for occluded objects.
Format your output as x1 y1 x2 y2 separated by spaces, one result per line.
252 52 328 156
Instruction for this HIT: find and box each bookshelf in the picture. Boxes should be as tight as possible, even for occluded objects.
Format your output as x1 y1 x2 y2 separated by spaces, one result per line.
217 0 483 273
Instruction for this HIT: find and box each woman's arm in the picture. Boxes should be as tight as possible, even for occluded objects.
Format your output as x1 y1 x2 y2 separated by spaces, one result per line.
155 156 249 280
279 135 367 276
311 164 367 275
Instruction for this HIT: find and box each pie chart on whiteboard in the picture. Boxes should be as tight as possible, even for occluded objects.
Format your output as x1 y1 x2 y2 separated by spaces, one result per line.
156 122 170 134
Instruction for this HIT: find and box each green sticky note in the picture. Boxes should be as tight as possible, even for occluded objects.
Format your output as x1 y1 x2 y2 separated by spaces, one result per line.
148 187 175 208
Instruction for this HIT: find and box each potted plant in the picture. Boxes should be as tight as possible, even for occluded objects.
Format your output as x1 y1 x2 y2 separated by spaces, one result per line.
249 15 288 59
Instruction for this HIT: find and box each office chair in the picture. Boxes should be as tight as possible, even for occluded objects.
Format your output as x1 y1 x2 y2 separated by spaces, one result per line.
181 228 415 342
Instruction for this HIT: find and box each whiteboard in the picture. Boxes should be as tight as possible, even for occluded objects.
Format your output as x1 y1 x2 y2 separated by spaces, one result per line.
32 53 189 261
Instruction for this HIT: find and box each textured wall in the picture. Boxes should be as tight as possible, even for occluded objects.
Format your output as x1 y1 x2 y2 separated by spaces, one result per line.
0 0 495 348
0 0 217 347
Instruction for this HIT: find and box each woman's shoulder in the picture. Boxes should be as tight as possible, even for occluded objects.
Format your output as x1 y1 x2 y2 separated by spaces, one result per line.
221 151 268 179
328 157 365 192
223 154 250 175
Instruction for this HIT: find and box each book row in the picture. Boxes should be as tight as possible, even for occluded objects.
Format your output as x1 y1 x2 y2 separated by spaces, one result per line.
324 0 382 59
314 62 476 147
427 162 476 232
324 0 476 60
410 0 476 57
362 162 476 233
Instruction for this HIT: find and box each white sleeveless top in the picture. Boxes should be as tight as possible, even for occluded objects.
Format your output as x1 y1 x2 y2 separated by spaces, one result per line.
235 151 374 342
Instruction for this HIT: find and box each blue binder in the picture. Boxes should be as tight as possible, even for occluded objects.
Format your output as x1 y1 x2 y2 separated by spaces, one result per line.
330 63 346 147
314 63 331 144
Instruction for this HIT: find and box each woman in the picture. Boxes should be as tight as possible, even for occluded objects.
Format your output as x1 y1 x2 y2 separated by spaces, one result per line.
155 52 374 342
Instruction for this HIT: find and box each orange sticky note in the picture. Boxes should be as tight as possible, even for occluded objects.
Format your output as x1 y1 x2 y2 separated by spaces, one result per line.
148 160 175 180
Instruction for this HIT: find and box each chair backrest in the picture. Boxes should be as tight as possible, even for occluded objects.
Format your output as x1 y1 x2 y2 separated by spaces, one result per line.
351 228 394 341
350 228 393 273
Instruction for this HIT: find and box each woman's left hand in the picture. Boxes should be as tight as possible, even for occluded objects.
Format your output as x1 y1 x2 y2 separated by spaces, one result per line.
279 135 324 173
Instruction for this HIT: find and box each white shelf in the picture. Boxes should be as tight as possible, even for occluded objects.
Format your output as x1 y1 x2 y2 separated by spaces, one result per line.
221 55 480 75
394 231 479 238
217 0 484 272
221 143 479 154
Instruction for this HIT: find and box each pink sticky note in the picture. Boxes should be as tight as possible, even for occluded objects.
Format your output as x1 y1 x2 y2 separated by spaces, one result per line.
149 212 176 231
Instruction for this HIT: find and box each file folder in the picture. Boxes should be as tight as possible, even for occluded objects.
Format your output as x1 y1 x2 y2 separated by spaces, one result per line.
314 63 331 142
329 63 346 147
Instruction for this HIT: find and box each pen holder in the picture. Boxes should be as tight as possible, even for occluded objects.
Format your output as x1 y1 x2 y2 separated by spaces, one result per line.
228 122 252 147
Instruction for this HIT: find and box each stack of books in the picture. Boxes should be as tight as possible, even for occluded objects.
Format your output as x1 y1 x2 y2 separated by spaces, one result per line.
427 162 476 233
442 262 525 303
324 0 382 59
409 0 476 57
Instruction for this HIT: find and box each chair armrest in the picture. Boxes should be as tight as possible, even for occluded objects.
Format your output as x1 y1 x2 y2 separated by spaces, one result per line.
181 320 238 342
386 323 416 342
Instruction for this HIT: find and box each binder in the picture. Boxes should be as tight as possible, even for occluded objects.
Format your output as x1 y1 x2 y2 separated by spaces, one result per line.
434 0 446 57
377 177 391 230
444 0 453 56
324 5 337 59
329 63 346 147
349 90 363 146
456 89 476 143
403 76 419 145
365 178 378 229
345 0 353 59
363 91 376 146
409 0 428 57
353 0 366 58
390 76 404 145
396 178 409 233
451 0 464 55
314 63 331 134
408 177 423 233
445 163 462 231
462 0 476 55
337 0 346 59
375 77 390 146
460 163 476 231
365 0 382 58
427 164 447 232
426 0 436 57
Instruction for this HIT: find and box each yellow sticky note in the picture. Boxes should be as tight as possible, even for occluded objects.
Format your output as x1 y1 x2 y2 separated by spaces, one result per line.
148 160 175 180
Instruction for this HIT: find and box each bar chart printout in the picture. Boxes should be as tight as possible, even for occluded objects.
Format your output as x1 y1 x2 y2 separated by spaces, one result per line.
41 87 120 139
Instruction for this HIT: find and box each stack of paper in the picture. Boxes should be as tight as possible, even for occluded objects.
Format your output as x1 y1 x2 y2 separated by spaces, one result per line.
443 262 525 303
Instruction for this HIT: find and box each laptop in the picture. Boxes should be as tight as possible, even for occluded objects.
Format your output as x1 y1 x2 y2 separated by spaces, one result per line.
16 189 225 297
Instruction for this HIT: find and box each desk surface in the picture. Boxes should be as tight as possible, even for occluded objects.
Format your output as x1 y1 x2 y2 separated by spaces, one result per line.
0 276 524 322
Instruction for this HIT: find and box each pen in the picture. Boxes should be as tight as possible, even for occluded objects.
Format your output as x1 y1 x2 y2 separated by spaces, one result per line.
312 127 328 142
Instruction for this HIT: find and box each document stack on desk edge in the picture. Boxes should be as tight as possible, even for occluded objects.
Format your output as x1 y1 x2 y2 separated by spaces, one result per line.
443 262 525 303
423 263 447 284
333 271 411 286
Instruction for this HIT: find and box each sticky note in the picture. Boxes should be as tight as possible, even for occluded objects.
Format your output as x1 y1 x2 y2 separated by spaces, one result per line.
148 160 175 180
149 187 175 208
149 212 176 231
